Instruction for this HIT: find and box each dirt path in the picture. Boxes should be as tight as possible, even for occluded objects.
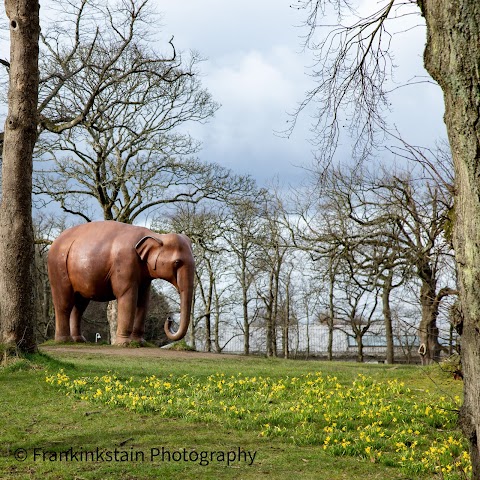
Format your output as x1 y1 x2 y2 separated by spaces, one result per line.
40 344 251 361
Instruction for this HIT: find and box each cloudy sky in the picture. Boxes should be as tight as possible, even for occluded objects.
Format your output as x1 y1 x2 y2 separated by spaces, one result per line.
156 0 447 187
0 0 448 190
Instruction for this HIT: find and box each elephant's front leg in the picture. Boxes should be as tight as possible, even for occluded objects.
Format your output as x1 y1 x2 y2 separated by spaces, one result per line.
114 290 138 346
130 284 151 345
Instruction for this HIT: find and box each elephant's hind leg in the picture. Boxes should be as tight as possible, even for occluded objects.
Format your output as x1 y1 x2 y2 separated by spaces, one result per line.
53 288 75 342
70 295 90 342
49 244 76 342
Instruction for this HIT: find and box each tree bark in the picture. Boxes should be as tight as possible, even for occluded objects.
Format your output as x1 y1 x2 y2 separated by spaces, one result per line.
107 300 118 345
0 0 40 353
382 271 394 364
265 269 275 357
356 334 364 363
417 278 442 365
420 0 480 474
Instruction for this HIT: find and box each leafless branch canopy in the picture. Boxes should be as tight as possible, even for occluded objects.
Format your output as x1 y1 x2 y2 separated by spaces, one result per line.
32 0 233 223
36 0 207 134
287 0 423 165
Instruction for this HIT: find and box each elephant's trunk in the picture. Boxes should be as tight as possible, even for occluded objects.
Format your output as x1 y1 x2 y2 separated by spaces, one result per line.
164 266 193 341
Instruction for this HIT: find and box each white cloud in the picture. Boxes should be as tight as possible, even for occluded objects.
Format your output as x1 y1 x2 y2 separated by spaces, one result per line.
154 0 313 184
210 50 295 113
189 47 312 183
206 48 306 132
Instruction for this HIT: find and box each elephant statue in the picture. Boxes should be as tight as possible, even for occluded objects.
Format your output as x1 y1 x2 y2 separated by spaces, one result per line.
47 220 195 345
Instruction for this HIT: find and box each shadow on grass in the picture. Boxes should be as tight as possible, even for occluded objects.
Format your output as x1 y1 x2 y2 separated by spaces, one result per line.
28 351 76 370
1 351 76 373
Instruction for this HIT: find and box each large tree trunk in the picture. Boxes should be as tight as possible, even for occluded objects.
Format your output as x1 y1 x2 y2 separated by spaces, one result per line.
241 261 251 355
420 1 480 474
382 271 395 364
282 281 290 359
417 279 442 365
107 300 118 345
0 0 40 354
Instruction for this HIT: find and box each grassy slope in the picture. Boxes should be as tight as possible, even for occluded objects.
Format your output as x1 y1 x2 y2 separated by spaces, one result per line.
0 346 461 480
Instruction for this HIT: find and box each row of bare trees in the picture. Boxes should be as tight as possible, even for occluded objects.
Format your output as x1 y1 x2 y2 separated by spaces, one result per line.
140 153 456 364
290 154 457 364
288 0 480 471
1 0 457 366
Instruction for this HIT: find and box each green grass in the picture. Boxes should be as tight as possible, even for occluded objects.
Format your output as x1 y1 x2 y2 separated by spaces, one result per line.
0 346 468 479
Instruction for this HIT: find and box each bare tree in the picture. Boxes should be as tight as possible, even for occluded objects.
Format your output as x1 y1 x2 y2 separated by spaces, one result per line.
278 263 297 359
0 0 213 351
27 0 224 344
293 0 480 469
337 164 455 364
297 273 324 359
323 254 339 361
337 283 380 364
0 0 39 354
311 203 382 363
161 201 240 352
291 159 455 364
36 0 188 134
33 242 52 342
222 195 266 354
33 0 220 222
374 170 455 364
255 195 292 357
32 213 65 343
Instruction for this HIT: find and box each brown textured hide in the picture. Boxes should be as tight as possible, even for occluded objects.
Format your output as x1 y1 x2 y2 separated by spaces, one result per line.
48 221 194 345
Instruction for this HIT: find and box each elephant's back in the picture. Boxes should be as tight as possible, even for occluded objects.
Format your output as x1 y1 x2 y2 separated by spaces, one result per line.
52 221 151 249
50 221 144 267
63 221 145 264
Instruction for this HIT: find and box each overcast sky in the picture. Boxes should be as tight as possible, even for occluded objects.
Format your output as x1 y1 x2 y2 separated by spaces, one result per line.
156 0 447 187
0 0 448 191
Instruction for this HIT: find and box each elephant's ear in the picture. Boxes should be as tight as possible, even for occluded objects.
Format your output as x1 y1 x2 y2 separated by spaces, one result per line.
135 236 163 271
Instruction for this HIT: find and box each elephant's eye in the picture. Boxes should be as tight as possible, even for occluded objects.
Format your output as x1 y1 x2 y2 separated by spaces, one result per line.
174 259 182 268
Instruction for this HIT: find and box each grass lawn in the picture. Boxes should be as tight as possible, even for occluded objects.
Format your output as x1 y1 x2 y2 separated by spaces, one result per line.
0 345 467 479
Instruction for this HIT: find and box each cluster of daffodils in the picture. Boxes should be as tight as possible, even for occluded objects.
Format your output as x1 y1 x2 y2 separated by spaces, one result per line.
46 370 470 479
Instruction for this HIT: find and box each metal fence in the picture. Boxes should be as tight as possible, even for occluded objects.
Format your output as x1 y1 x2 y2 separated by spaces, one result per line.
189 323 456 363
